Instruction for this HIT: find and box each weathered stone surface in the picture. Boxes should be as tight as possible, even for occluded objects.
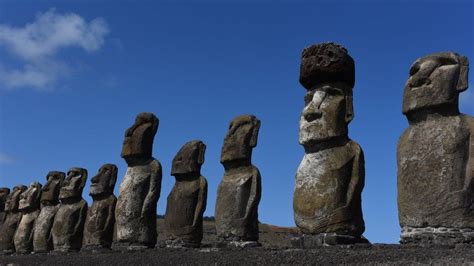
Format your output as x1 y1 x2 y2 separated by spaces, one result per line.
398 52 472 244
14 182 42 254
33 171 65 253
164 141 208 248
215 115 262 246
0 185 26 254
52 168 88 252
115 113 162 249
293 42 366 246
0 187 10 226
83 164 117 250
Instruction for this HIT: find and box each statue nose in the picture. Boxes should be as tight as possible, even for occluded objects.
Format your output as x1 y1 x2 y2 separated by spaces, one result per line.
304 106 323 122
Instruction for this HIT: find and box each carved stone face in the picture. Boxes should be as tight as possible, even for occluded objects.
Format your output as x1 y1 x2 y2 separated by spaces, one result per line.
19 182 42 211
402 52 469 115
90 164 117 197
4 185 26 212
41 171 65 204
59 168 87 200
299 42 355 90
221 115 260 164
171 140 206 176
0 188 10 212
121 112 159 164
299 84 353 147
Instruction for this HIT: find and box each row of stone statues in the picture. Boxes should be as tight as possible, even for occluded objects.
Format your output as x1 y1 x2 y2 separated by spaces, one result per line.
1 42 471 252
0 113 262 254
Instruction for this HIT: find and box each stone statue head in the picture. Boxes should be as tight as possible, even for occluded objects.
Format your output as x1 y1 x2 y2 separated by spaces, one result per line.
171 140 206 176
19 182 42 211
402 52 469 116
59 167 87 201
0 187 10 212
90 164 117 197
299 43 355 147
121 112 159 164
41 171 65 204
4 185 26 212
221 115 260 165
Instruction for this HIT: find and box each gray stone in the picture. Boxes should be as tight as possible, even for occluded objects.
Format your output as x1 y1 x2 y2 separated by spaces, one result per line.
52 168 88 252
291 233 369 248
33 171 65 253
14 182 42 254
164 140 208 248
215 115 262 246
83 164 117 250
0 185 26 254
398 52 472 244
115 113 162 249
0 187 10 226
401 226 474 246
293 42 367 246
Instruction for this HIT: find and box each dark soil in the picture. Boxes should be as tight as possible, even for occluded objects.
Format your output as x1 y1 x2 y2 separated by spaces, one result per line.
2 219 473 265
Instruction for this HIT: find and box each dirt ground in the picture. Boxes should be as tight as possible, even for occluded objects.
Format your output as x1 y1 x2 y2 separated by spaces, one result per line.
2 219 474 265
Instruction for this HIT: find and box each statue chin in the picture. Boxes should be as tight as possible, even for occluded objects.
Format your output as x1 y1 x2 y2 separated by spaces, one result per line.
299 128 345 147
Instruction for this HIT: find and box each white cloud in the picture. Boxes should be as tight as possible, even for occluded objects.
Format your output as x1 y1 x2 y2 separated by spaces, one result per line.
0 9 109 90
0 153 15 164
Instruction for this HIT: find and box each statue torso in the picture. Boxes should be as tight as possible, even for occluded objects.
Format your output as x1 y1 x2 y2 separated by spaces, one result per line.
398 115 473 227
294 140 359 233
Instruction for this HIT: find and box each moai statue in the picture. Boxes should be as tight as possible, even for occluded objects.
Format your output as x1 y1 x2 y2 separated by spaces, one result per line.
33 171 65 253
51 168 88 252
14 182 42 254
0 185 26 254
215 115 262 248
164 140 208 248
115 113 162 249
398 52 472 245
292 42 367 247
83 164 118 251
0 187 10 225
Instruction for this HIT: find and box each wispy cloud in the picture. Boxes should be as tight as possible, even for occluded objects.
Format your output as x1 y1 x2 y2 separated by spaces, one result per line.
0 153 16 164
0 8 109 90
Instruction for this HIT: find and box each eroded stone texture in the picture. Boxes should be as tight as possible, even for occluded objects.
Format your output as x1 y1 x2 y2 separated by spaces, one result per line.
33 171 65 253
0 187 10 226
164 141 208 248
52 168 88 252
0 185 26 254
293 43 367 247
215 115 262 247
83 164 118 250
398 52 472 245
14 182 42 254
115 113 162 249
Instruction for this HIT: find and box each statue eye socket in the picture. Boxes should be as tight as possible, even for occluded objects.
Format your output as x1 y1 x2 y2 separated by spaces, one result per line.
410 63 420 76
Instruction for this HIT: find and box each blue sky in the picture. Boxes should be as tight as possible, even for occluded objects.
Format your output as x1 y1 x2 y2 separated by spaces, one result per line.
0 1 472 244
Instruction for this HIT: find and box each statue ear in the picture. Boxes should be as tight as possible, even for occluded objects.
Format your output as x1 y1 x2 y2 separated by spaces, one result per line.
109 165 118 188
250 120 261 148
345 95 354 123
457 56 469 92
198 142 206 165
35 183 43 202
80 169 88 189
